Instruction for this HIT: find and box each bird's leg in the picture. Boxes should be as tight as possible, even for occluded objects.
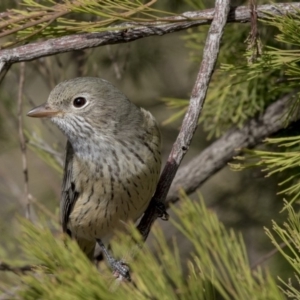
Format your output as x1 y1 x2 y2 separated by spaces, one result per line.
96 239 131 281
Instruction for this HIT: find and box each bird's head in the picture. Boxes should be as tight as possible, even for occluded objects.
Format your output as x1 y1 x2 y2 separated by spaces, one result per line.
27 77 141 140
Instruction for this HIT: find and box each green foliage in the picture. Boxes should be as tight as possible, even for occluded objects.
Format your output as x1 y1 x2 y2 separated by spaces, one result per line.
201 67 285 138
163 6 300 138
14 219 118 300
264 10 300 48
220 10 300 211
1 193 289 300
171 192 283 300
0 0 173 48
231 136 300 207
266 201 300 299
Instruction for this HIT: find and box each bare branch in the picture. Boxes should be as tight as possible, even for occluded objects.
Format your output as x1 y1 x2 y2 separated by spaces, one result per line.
17 62 31 220
137 0 230 241
251 242 287 270
106 45 122 80
166 92 300 205
29 194 58 221
246 0 262 62
0 262 33 273
0 3 299 78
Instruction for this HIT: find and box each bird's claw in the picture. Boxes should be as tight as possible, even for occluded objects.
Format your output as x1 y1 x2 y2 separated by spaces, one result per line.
96 239 131 281
155 201 169 221
111 259 131 281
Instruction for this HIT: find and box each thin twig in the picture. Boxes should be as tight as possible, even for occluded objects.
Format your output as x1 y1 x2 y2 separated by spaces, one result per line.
29 194 58 221
137 0 230 241
251 242 287 270
31 58 57 90
72 50 87 77
246 0 262 63
0 3 299 79
106 45 122 80
0 8 71 38
120 44 130 76
17 62 30 220
28 136 64 167
0 262 33 273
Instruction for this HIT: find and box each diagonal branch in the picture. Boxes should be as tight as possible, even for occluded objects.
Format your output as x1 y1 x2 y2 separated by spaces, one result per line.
137 0 230 241
0 3 299 77
166 91 300 205
0 262 33 273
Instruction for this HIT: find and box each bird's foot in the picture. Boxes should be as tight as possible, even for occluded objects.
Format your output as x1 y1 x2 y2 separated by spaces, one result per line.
111 259 131 281
155 200 169 221
96 239 131 281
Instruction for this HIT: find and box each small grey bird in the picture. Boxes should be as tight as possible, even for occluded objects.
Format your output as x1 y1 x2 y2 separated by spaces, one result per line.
27 77 161 279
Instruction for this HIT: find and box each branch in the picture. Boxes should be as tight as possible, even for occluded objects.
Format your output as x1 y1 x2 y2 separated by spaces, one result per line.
17 62 31 220
0 262 33 273
251 241 287 270
0 3 299 77
166 92 300 205
137 0 230 240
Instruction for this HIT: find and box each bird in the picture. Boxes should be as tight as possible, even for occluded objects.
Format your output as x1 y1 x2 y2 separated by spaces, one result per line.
27 77 162 280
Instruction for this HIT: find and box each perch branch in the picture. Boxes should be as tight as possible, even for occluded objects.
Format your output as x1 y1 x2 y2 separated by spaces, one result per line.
0 262 33 273
137 0 230 240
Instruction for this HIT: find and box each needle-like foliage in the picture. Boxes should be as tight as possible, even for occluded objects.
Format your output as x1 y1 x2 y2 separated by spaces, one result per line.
231 136 300 207
1 193 288 300
163 5 300 138
266 201 300 299
0 0 173 48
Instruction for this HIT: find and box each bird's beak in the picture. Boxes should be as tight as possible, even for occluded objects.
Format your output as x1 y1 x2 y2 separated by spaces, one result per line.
27 103 59 118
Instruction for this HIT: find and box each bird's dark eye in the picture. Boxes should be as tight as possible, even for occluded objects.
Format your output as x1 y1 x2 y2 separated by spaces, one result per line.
73 97 87 108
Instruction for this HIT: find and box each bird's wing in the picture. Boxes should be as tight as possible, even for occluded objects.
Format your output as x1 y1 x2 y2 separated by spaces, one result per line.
61 141 79 236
